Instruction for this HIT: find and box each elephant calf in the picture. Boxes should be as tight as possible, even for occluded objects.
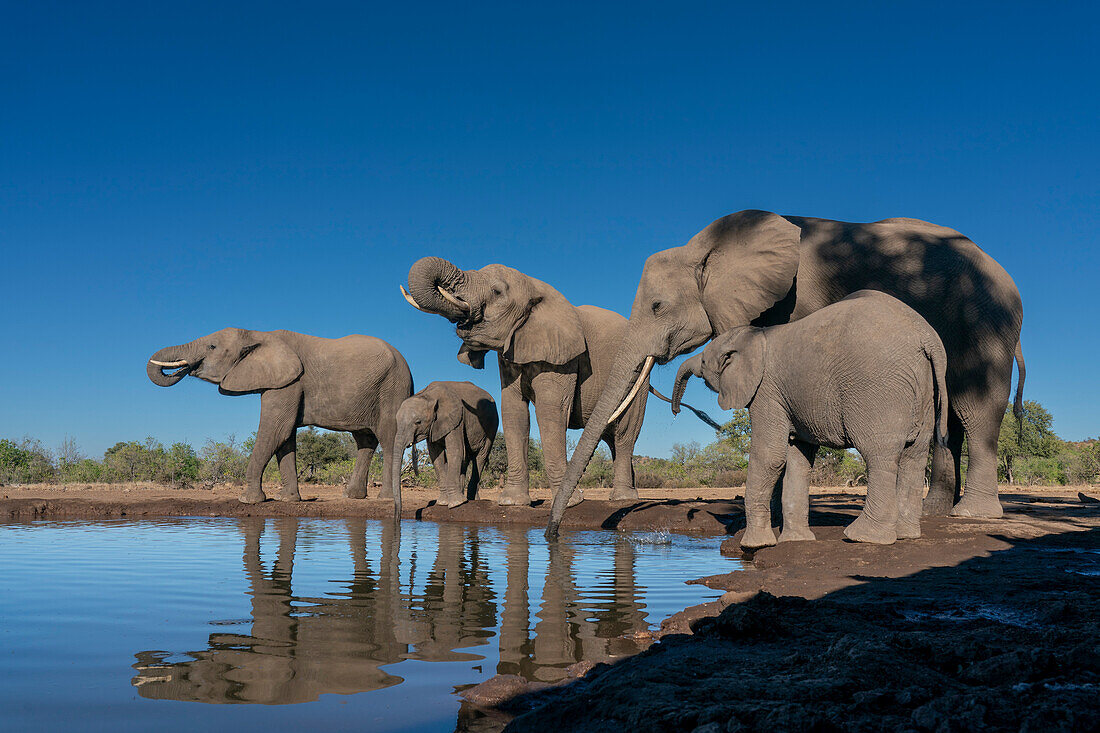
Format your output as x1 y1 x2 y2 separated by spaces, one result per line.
391 381 499 514
147 328 413 503
674 290 948 548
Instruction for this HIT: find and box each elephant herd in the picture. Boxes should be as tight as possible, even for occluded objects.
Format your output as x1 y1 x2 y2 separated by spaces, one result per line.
148 209 1025 548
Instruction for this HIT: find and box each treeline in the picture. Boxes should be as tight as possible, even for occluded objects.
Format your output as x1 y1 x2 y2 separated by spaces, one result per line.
2 400 1097 489
0 429 617 490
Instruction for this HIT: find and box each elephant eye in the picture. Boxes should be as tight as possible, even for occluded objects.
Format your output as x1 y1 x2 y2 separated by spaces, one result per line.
208 344 216 350
651 301 662 314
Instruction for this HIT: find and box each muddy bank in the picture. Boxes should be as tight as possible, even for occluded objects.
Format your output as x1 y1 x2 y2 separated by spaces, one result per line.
458 490 1100 732
0 482 746 533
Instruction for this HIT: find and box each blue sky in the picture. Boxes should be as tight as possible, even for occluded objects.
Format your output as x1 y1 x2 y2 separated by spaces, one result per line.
1 1 1097 459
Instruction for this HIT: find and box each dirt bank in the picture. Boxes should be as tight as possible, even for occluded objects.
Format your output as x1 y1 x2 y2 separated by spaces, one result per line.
0 482 752 532
456 488 1100 732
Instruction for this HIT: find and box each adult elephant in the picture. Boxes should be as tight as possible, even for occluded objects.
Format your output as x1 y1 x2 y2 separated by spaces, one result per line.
400 257 651 507
548 210 1024 537
147 328 413 503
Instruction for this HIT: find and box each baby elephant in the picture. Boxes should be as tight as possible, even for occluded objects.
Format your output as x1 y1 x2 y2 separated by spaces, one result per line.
147 328 413 504
391 381 499 515
673 290 947 548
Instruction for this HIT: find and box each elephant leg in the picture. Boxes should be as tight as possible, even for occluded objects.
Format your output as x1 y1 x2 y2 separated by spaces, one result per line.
779 441 816 543
845 454 900 545
274 434 302 501
609 424 639 502
346 430 378 499
470 440 491 501
924 409 963 516
897 433 932 539
741 409 790 549
498 363 532 506
952 393 1009 519
375 416 399 501
438 430 468 507
242 392 297 504
531 369 580 507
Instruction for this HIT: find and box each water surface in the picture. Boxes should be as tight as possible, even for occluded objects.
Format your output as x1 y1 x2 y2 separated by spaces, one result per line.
0 517 739 731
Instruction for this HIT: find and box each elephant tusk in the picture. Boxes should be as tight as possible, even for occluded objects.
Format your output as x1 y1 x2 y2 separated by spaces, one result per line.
400 285 428 312
150 360 189 368
437 286 471 311
609 356 655 423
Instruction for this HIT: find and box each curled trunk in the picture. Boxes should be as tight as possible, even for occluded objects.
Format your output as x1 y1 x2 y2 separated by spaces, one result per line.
407 257 477 321
671 354 705 415
146 342 199 387
547 333 650 538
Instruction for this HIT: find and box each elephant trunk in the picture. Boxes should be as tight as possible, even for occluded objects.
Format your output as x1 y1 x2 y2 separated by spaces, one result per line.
146 341 201 387
407 257 488 322
391 426 417 518
671 354 705 415
547 332 652 538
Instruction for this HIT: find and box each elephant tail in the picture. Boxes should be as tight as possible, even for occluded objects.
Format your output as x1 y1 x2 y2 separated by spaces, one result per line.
647 386 723 431
1013 339 1026 420
924 337 949 447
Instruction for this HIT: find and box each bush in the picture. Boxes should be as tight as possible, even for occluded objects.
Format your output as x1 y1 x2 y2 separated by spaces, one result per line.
635 472 664 489
713 469 746 487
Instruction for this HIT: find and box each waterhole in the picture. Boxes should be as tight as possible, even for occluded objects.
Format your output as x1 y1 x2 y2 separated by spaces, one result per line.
0 517 740 731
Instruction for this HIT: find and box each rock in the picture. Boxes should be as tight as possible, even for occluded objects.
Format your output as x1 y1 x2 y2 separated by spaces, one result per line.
564 660 596 678
460 674 549 707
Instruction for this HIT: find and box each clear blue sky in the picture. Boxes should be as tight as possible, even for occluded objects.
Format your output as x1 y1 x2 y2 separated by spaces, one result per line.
2 1 1097 459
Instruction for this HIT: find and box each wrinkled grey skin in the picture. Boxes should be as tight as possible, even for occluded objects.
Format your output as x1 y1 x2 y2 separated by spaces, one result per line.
147 328 413 504
675 291 949 548
403 257 648 507
391 381 499 515
550 211 1024 538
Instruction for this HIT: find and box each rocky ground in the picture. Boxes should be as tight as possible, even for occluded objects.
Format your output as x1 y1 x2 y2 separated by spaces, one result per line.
458 488 1100 732
3 483 1097 731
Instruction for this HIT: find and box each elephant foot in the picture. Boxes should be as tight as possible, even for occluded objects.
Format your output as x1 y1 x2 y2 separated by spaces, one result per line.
896 519 922 540
844 514 897 545
778 526 816 543
740 525 777 550
951 493 1003 519
610 486 639 501
439 491 467 508
344 487 368 500
240 490 267 504
497 484 531 507
377 488 394 500
566 488 585 508
922 487 955 517
277 492 302 502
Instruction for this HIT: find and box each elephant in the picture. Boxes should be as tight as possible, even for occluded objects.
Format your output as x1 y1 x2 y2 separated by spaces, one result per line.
548 210 1024 537
147 328 413 503
673 290 949 547
391 381 499 514
400 256 651 507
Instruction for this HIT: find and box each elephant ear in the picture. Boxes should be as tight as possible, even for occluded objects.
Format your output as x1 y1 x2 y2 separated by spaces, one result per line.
457 344 488 369
220 332 303 393
691 211 802 330
715 328 766 410
430 393 464 444
504 280 586 366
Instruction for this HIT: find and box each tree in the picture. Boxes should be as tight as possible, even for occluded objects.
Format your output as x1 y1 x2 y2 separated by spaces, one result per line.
998 400 1058 484
295 428 354 481
718 409 752 455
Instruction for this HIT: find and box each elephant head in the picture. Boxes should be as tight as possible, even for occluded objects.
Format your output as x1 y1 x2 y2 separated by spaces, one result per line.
673 328 767 411
390 386 464 515
547 210 801 536
402 257 586 369
147 328 303 394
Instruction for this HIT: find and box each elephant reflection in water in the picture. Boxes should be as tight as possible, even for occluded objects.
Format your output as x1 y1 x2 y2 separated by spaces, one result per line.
496 527 648 683
132 520 652 703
